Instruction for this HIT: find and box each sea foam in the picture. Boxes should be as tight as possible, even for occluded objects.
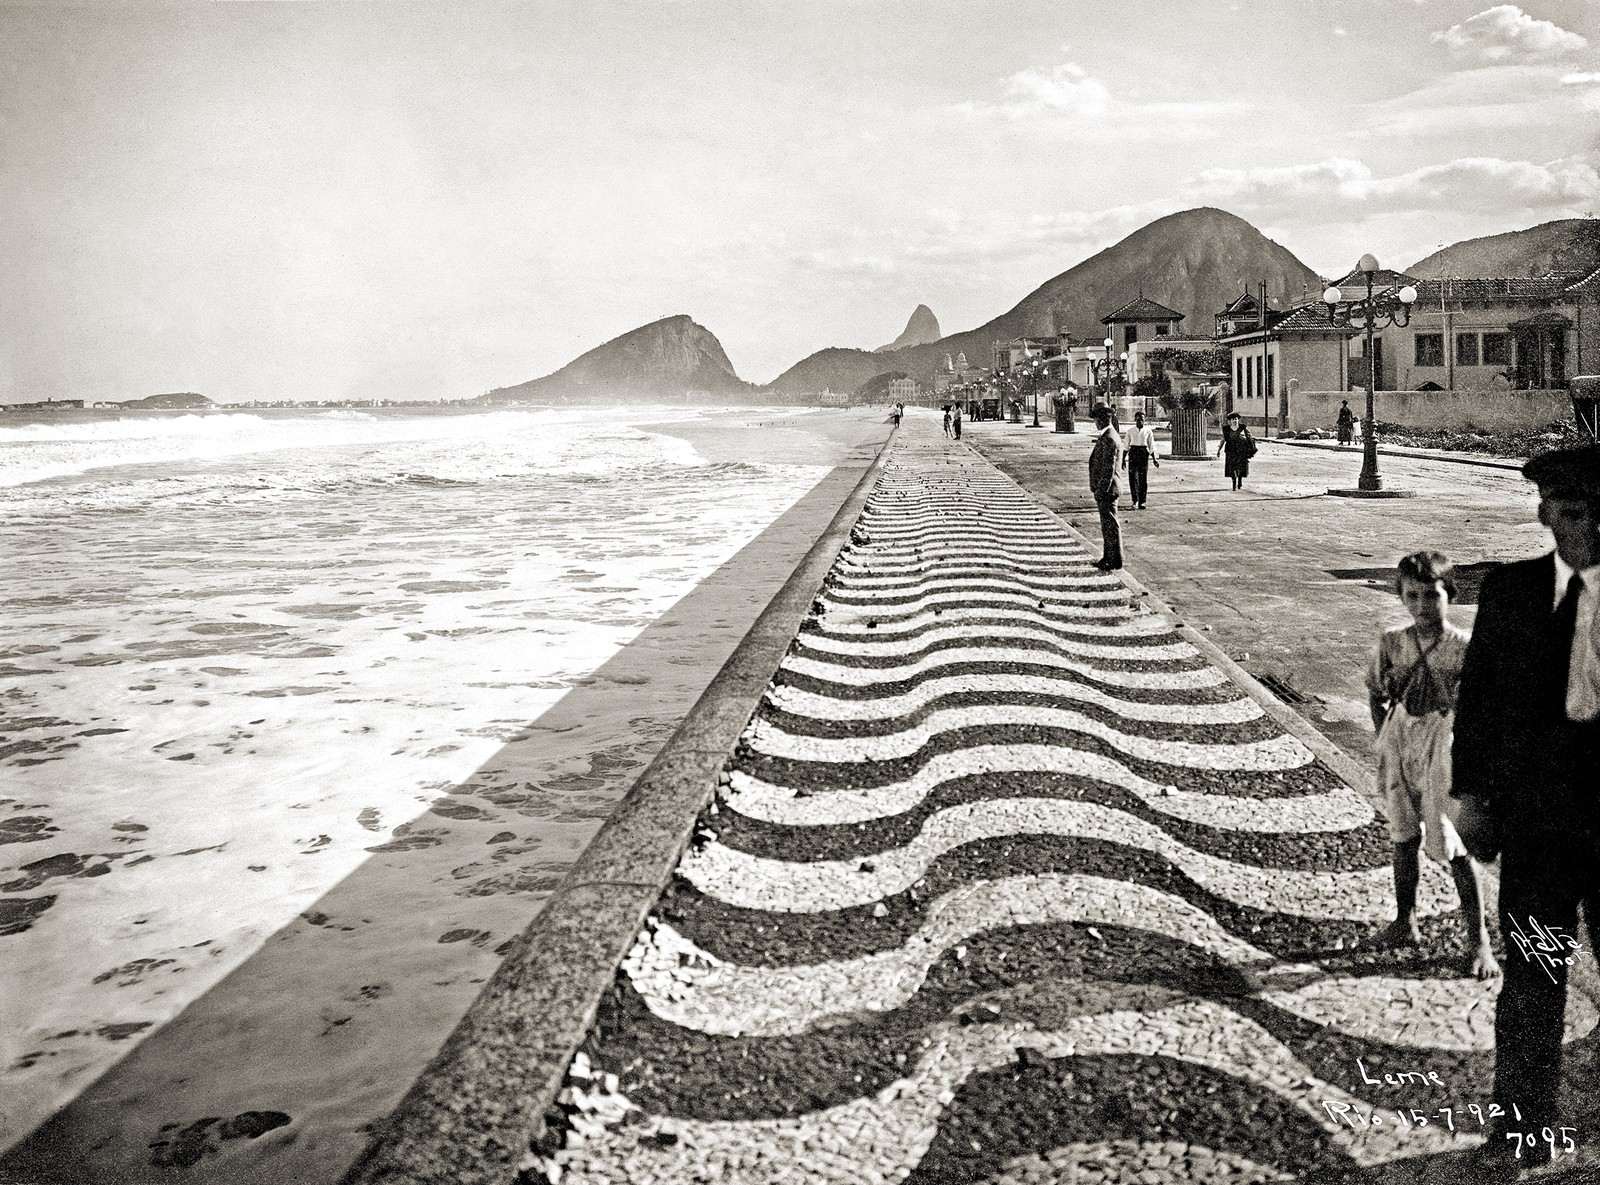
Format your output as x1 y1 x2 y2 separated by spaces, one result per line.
0 402 837 1151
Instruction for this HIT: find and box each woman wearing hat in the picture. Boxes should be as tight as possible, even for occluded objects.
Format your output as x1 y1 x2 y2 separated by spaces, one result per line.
1217 411 1256 491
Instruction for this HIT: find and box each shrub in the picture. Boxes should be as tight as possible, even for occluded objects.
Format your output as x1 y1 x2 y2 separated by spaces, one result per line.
1158 387 1220 413
1145 346 1232 374
1131 373 1171 402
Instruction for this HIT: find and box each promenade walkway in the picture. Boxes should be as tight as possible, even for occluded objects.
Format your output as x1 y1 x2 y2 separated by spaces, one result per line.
525 416 1596 1184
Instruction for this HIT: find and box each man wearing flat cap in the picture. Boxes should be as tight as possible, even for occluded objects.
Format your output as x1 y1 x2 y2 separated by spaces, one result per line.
1453 442 1600 1179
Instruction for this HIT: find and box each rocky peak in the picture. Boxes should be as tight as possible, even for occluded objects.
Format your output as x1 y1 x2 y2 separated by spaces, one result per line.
875 304 941 352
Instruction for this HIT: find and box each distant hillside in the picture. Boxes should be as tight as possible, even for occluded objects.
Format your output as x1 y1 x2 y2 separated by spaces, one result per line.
484 315 752 403
766 347 887 397
856 370 909 401
123 392 212 409
1406 218 1600 279
875 305 941 352
765 208 1325 393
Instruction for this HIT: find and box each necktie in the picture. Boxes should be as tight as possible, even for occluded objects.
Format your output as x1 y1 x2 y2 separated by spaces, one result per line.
1553 573 1583 717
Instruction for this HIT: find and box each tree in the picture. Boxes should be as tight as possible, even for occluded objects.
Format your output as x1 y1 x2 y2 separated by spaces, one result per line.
1132 373 1171 402
1145 346 1231 375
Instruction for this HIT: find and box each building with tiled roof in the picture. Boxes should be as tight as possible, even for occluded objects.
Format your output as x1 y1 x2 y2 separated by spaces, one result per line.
1216 302 1359 425
1357 268 1598 391
1214 292 1266 338
1100 296 1185 354
1328 266 1421 293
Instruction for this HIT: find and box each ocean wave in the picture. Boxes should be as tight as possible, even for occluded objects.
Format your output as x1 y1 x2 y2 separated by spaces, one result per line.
0 412 275 444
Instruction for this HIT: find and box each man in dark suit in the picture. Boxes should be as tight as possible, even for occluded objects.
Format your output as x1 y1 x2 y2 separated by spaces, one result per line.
1453 443 1600 1180
1088 404 1123 571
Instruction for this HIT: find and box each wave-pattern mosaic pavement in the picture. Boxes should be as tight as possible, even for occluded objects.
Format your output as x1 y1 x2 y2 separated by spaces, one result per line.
525 422 1598 1184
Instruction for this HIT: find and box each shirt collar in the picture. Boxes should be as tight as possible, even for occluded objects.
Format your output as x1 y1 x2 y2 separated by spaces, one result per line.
1552 551 1600 610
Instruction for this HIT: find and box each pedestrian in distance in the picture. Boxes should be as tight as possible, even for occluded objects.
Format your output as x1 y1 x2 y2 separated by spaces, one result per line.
1451 442 1600 1180
1364 550 1497 979
1217 411 1255 491
1336 399 1355 446
1088 405 1123 571
952 403 962 440
1122 410 1159 509
942 405 952 437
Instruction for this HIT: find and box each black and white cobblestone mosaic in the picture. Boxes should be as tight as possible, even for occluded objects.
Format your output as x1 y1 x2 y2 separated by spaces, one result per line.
523 423 1599 1184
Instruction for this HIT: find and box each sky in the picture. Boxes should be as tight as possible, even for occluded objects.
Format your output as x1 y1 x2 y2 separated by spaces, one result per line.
2 0 1598 403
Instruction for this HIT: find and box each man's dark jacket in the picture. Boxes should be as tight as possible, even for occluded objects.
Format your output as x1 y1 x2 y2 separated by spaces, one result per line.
1453 553 1583 833
1088 430 1120 499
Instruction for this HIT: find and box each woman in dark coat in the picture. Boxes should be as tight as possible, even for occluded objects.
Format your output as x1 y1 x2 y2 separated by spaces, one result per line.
1217 411 1255 491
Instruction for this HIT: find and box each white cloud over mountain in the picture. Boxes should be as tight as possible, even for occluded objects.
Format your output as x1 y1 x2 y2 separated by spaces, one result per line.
1183 155 1600 221
956 61 1246 140
1433 5 1587 64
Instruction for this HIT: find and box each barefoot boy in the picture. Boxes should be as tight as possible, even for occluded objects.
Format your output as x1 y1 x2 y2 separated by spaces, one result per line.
1366 550 1498 978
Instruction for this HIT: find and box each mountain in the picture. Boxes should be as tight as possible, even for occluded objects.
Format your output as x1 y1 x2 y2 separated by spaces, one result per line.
765 207 1326 393
1405 218 1600 279
484 315 752 403
766 346 884 397
855 370 909 401
122 392 212 409
874 305 941 352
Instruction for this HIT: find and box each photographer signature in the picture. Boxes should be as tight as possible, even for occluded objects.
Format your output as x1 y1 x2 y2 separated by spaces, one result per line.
1506 915 1590 984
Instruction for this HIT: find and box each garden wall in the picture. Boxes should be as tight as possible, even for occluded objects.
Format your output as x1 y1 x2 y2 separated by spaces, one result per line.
1287 388 1572 433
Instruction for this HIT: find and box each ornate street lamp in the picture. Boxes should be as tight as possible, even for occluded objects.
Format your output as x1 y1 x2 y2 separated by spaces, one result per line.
1324 254 1417 492
1030 359 1044 427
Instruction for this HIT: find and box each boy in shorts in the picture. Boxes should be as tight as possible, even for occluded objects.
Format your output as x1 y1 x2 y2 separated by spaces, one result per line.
1366 550 1499 979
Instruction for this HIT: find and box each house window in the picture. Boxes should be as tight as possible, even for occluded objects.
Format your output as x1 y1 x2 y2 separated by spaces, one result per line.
1482 332 1512 366
1415 333 1444 367
1125 326 1138 346
1236 357 1245 398
1155 324 1169 336
1455 333 1479 366
1266 353 1275 399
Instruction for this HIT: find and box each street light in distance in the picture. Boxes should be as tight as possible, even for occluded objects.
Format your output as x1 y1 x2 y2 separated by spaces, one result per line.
1324 253 1417 498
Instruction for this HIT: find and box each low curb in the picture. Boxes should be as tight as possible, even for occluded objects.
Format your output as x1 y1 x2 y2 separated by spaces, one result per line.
1326 488 1418 499
342 428 898 1185
1263 436 1523 472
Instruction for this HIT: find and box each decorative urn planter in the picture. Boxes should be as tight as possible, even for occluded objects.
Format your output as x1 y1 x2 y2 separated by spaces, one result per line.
1053 393 1078 433
1168 407 1211 459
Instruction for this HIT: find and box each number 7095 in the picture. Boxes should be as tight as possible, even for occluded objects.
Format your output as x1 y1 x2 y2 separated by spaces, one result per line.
1507 1127 1578 1158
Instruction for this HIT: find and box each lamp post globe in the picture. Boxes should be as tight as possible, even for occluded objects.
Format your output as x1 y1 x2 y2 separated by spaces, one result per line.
1342 256 1418 492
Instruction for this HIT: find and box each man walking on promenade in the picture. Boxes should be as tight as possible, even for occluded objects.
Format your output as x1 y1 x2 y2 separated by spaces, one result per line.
1452 443 1600 1181
952 403 962 440
1122 410 1159 509
1088 405 1123 570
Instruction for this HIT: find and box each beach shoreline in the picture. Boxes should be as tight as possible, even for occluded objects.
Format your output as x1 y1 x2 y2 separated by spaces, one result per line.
0 407 890 1183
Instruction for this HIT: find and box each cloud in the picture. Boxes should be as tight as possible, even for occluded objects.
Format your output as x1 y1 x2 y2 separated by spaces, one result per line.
791 198 1182 289
1561 71 1600 84
996 62 1112 119
1354 61 1598 139
1182 155 1600 222
955 61 1246 140
1433 5 1587 64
